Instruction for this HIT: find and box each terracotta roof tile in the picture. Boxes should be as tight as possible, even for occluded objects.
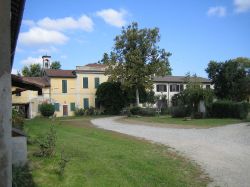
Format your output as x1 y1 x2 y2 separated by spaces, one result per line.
44 69 76 78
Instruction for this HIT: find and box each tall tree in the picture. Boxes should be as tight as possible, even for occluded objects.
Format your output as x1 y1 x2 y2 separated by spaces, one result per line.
102 22 172 106
22 63 42 77
206 58 250 101
50 61 61 69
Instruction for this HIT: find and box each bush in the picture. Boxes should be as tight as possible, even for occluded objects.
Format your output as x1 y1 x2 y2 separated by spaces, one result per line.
171 106 190 118
208 100 249 119
12 109 25 130
35 125 57 157
160 107 169 115
40 103 55 117
74 108 85 116
130 107 156 116
12 164 35 187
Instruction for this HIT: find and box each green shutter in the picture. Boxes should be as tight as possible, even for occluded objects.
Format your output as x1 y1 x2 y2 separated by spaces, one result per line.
62 80 67 93
95 77 100 88
54 103 60 111
83 77 88 88
70 103 75 111
84 98 89 109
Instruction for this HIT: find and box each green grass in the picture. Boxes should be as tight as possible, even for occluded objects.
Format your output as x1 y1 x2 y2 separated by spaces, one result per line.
24 117 209 187
127 115 246 127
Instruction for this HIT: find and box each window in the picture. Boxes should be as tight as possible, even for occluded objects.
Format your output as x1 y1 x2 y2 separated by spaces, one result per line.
54 103 60 111
16 92 21 96
156 84 167 92
206 85 211 89
180 84 184 91
70 102 75 111
95 77 100 89
83 77 88 88
170 84 180 92
62 80 67 93
38 90 43 96
83 98 89 109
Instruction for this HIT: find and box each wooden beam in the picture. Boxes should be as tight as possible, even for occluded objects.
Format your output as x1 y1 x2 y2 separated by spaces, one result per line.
0 0 12 186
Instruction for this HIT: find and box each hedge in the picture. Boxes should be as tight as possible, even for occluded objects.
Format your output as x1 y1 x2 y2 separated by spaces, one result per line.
208 100 249 119
130 107 157 116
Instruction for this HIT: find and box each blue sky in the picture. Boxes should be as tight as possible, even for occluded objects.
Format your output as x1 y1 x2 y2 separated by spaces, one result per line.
13 0 250 77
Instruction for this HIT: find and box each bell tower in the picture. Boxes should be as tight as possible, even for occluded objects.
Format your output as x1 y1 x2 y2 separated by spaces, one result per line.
42 55 51 69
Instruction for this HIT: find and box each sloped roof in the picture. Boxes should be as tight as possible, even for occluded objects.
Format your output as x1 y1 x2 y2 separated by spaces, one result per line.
44 69 76 78
85 63 107 68
12 74 50 89
153 76 211 83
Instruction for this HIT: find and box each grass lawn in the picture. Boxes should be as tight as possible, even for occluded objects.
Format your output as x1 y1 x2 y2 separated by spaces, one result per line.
126 115 247 128
23 117 210 187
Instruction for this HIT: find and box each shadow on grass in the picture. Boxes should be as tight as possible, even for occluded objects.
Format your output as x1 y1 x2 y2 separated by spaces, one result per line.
12 163 36 187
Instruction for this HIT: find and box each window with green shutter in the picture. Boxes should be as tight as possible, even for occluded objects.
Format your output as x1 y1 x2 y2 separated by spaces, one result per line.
70 102 75 111
54 103 60 111
83 98 89 109
83 77 88 88
95 77 100 88
62 80 67 93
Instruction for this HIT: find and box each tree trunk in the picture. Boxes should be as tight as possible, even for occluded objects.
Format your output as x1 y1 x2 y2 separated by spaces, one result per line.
0 0 12 186
136 87 140 106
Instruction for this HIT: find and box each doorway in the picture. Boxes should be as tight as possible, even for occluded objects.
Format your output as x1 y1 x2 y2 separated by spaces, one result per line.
63 105 68 116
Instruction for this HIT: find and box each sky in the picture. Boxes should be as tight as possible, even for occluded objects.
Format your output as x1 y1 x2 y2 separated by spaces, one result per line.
13 0 250 77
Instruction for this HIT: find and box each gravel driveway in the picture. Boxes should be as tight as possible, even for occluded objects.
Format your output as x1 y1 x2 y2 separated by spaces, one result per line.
91 116 250 187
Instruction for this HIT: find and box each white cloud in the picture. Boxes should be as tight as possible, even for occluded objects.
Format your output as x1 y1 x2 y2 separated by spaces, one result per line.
22 19 35 27
20 56 43 65
19 27 68 46
234 0 250 12
207 6 227 17
37 15 94 32
11 68 18 75
35 46 58 54
96 8 127 27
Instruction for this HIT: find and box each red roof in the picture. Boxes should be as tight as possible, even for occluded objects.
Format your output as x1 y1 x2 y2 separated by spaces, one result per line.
85 63 107 68
44 69 76 78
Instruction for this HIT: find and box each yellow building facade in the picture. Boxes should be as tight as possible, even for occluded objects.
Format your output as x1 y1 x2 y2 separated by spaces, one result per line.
12 64 108 118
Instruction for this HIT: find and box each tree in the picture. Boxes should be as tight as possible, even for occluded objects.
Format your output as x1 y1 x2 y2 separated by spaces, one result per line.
206 58 250 101
50 61 61 69
102 22 172 106
22 63 42 77
96 82 127 114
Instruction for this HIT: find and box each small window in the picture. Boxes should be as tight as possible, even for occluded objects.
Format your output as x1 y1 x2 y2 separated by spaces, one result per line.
95 77 100 89
180 84 184 91
83 77 88 88
84 98 89 109
156 84 167 92
16 92 21 96
70 103 75 111
54 103 60 111
38 90 43 96
170 84 180 92
206 85 211 89
62 80 67 93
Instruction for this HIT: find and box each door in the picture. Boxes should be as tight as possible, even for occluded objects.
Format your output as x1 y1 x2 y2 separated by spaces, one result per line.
63 105 68 116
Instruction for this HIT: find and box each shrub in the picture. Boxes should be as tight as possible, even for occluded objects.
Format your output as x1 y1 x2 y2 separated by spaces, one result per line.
130 107 156 116
40 103 55 117
171 106 190 118
12 109 25 130
209 100 249 119
130 107 141 115
74 108 85 116
35 125 57 157
85 107 95 116
160 107 169 115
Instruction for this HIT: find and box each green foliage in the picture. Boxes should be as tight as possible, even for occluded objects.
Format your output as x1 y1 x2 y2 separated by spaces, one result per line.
96 82 127 114
130 107 157 116
208 100 249 119
74 107 100 116
171 106 190 118
35 125 57 157
206 58 250 101
74 108 85 116
171 74 214 114
22 63 42 77
57 149 70 177
102 22 172 105
12 108 25 130
12 164 35 187
40 103 55 117
50 61 61 69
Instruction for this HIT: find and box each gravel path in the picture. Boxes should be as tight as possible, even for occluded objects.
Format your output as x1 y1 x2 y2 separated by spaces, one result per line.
91 116 250 187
